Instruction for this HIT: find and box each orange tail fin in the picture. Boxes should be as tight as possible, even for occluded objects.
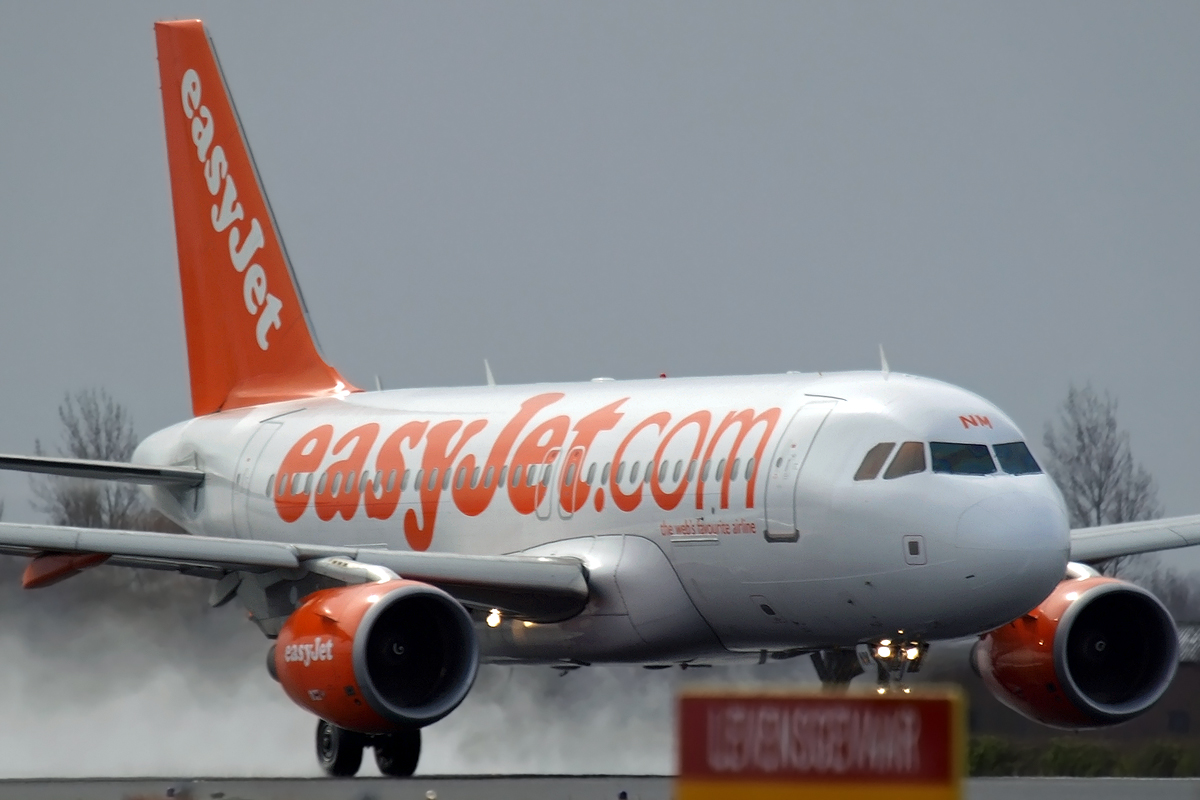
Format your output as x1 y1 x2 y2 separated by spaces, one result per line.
155 20 357 416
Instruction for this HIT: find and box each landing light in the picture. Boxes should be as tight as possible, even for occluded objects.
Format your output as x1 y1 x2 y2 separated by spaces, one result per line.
876 687 886 695
486 609 502 628
905 647 920 661
876 645 892 659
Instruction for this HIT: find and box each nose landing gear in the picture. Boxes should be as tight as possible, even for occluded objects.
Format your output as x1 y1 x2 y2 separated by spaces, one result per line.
315 719 422 778
860 637 929 691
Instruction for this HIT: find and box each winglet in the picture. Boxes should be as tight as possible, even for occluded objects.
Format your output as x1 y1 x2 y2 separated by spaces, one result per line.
155 20 358 415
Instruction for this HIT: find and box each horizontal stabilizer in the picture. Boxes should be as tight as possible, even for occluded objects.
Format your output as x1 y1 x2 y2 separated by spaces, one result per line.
0 454 204 487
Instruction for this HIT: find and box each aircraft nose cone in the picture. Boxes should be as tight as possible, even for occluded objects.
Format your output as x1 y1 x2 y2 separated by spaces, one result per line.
956 491 1069 552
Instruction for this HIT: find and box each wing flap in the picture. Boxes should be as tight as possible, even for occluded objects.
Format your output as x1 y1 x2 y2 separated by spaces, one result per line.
1070 514 1200 562
0 522 297 569
0 523 589 622
0 454 204 487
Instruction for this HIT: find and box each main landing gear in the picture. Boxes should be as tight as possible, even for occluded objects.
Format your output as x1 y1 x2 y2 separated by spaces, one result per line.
316 719 422 778
810 647 865 690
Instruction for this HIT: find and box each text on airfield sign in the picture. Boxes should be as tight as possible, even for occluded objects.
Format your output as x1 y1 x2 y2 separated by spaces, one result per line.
677 688 964 800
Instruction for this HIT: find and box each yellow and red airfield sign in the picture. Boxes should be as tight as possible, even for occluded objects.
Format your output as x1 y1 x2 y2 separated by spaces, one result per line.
677 688 964 800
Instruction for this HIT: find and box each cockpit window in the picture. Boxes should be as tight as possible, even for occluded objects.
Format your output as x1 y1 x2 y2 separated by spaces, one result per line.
931 442 996 475
883 441 926 479
994 442 1042 475
854 442 896 481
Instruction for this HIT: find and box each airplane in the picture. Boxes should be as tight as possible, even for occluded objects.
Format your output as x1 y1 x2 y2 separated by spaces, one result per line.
0 17 1196 778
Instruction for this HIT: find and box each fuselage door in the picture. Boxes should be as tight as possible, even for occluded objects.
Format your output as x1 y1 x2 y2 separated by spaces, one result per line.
558 446 586 520
232 420 282 538
534 448 561 521
764 399 836 541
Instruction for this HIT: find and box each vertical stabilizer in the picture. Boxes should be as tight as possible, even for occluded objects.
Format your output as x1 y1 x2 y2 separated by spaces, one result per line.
155 20 357 416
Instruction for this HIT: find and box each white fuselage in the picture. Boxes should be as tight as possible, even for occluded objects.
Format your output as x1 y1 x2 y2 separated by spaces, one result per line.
134 371 1070 664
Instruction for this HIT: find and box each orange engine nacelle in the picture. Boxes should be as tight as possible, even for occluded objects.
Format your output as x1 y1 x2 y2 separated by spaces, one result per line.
273 580 479 734
974 574 1178 728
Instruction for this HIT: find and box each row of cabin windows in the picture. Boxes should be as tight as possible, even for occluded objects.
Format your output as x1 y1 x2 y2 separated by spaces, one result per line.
267 456 759 499
853 440 1042 481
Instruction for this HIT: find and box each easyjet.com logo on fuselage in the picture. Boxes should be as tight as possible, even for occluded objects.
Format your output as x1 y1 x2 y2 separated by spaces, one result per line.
272 393 781 552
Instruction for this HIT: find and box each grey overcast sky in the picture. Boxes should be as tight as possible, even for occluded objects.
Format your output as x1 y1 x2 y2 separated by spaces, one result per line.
1 3 1198 523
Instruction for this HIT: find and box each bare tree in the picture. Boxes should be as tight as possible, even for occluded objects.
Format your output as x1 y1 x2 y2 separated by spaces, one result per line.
1130 567 1200 622
31 389 181 534
32 389 143 529
1043 384 1161 575
26 389 187 600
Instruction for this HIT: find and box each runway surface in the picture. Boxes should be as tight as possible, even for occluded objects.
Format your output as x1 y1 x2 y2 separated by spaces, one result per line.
1 776 1199 799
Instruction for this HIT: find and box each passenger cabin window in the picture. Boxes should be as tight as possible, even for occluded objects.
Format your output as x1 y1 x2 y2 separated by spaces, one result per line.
931 442 996 475
884 442 926 480
855 442 896 481
994 442 1042 475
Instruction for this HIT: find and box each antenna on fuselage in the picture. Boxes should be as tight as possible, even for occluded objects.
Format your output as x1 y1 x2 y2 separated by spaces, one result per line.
879 344 890 379
484 359 496 387
374 374 383 391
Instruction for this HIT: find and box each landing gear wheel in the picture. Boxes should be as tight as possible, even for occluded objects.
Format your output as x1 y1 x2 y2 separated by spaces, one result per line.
374 728 421 777
316 719 364 777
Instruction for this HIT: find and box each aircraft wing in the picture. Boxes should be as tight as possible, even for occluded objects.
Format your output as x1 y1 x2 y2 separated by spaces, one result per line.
1069 514 1200 562
0 522 588 623
0 453 204 487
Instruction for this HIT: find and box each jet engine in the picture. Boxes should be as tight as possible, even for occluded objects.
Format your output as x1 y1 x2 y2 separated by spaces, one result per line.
973 572 1177 728
273 579 479 734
